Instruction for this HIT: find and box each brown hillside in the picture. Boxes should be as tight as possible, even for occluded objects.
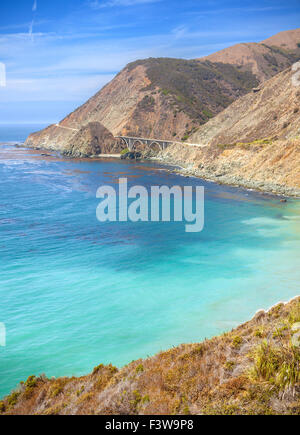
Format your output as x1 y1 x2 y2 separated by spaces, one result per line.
262 28 300 49
25 59 259 154
189 67 300 146
25 29 300 155
1 297 299 415
201 28 300 81
154 66 300 196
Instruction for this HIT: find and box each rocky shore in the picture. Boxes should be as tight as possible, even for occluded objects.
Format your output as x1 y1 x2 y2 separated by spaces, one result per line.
154 156 300 198
151 139 300 198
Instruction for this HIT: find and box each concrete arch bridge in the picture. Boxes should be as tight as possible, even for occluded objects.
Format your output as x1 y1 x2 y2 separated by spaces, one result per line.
116 136 174 152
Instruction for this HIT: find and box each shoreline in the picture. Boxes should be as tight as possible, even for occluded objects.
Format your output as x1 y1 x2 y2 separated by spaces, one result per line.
5 142 300 198
149 155 300 199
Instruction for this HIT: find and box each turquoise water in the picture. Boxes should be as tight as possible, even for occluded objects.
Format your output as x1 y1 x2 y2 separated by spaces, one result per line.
0 128 300 398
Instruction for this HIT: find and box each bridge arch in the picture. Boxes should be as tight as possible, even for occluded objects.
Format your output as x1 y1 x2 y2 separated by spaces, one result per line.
116 136 174 152
132 140 145 151
119 137 129 148
149 141 162 151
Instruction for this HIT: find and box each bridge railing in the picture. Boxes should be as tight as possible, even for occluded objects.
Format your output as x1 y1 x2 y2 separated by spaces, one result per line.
116 136 207 149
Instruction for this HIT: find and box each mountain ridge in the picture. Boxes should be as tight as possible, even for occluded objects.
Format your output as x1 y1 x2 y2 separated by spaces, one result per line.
201 28 300 81
26 28 300 156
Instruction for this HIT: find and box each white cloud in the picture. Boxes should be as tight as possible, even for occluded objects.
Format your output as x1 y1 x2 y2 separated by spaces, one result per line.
0 62 6 87
0 25 255 104
0 74 115 102
28 21 33 38
32 0 37 12
88 0 161 9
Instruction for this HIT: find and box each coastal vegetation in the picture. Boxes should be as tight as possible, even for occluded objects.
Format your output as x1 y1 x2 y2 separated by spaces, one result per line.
1 297 299 415
127 57 259 124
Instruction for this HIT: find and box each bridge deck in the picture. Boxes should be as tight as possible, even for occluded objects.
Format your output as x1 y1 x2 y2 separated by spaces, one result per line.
116 135 173 144
116 135 207 149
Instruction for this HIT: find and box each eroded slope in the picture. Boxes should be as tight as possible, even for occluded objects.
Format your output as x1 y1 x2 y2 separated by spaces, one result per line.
1 298 299 415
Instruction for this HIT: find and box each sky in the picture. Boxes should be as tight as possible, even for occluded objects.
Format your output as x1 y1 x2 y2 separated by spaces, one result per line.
0 0 299 124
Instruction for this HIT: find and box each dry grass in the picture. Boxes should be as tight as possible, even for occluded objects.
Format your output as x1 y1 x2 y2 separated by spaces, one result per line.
1 297 300 415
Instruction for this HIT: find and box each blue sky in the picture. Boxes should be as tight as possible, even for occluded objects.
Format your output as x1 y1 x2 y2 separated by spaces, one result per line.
0 0 299 123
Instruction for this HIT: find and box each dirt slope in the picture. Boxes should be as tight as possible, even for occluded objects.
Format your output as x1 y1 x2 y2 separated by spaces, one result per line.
189 67 300 146
25 29 300 156
201 28 300 82
25 59 259 154
1 297 299 415
155 65 299 196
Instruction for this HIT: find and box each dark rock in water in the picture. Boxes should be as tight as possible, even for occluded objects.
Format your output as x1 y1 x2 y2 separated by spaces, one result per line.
280 199 287 203
41 153 52 157
121 151 142 160
68 122 119 157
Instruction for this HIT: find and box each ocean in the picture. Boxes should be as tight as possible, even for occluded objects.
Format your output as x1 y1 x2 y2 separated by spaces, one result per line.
0 124 299 397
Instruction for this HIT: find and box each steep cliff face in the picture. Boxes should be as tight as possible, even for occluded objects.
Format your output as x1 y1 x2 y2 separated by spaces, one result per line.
26 121 121 157
201 28 300 82
156 66 300 196
1 297 299 415
189 67 300 146
64 122 120 157
25 65 152 154
25 28 300 161
26 59 259 153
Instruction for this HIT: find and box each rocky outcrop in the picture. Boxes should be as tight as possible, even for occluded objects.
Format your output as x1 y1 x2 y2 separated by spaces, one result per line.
26 121 123 157
1 297 299 415
63 122 120 157
120 151 142 160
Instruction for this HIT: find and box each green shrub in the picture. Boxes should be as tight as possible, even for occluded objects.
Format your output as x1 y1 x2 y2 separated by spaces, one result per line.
232 336 243 348
120 148 129 155
203 109 213 118
254 327 264 338
7 391 20 407
136 364 144 373
249 340 300 389
0 401 5 413
126 57 259 123
25 375 37 388
224 361 235 370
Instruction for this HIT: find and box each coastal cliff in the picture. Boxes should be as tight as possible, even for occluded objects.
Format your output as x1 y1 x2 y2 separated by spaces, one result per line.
24 29 300 195
25 29 300 157
157 67 300 197
1 297 299 415
25 60 259 154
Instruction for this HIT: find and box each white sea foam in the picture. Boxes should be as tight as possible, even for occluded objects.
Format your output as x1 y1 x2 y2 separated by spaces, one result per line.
254 294 300 317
